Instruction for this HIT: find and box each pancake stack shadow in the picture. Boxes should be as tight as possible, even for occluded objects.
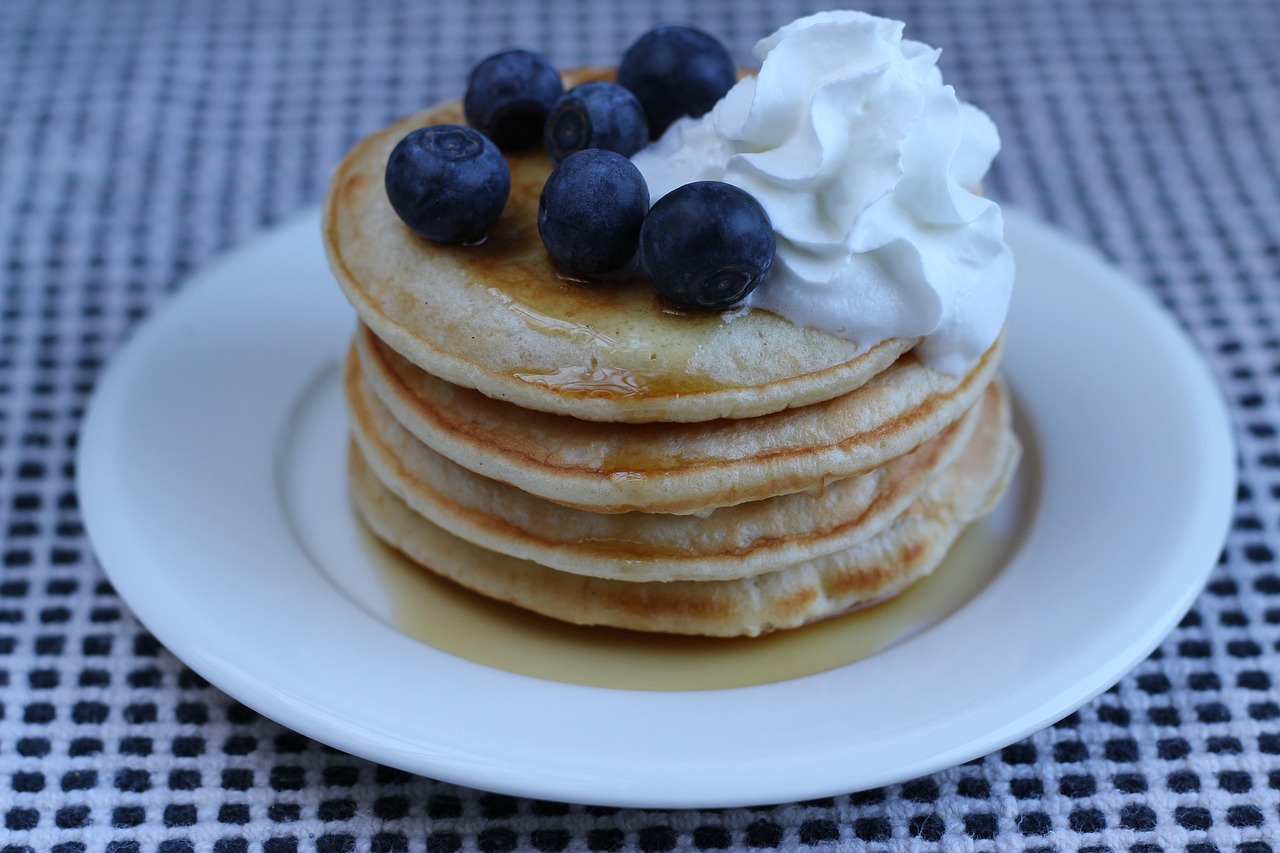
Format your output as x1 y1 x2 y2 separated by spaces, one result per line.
324 73 1021 638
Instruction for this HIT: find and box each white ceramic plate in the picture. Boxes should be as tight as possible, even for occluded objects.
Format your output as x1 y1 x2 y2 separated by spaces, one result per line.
79 208 1235 808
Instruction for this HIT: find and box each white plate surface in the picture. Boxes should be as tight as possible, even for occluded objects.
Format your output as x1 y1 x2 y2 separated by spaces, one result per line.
78 208 1235 808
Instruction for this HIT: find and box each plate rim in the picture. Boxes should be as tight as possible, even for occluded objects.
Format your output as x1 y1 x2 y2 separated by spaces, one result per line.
77 206 1237 808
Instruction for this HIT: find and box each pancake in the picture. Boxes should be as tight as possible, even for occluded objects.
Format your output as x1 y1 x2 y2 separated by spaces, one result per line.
323 66 923 424
354 321 1002 514
348 374 1019 637
349 341 995 580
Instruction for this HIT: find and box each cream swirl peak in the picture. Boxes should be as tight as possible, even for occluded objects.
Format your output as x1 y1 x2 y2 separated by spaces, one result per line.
630 10 1014 374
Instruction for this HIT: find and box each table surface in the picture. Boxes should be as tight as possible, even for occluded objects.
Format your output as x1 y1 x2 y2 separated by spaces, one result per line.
3 0 1278 851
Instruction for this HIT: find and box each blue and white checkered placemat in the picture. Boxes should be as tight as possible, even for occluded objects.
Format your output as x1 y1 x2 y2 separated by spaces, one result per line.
2 0 1278 850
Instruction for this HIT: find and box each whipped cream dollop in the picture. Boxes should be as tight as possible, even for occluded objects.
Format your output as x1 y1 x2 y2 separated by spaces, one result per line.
631 10 1014 374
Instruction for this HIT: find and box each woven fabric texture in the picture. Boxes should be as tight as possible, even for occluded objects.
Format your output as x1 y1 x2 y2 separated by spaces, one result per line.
2 0 1278 850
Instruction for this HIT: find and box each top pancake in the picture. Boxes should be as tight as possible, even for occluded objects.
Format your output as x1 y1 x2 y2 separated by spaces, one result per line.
323 68 921 423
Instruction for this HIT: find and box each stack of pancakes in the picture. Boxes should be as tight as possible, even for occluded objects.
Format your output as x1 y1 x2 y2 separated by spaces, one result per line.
323 71 1020 637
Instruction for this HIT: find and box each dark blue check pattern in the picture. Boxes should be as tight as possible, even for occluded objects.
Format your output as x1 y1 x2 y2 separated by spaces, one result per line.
2 0 1279 850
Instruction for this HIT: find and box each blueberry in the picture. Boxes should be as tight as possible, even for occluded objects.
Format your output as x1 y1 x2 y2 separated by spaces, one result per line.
640 182 774 310
538 149 649 275
384 125 510 244
618 25 736 138
544 81 649 164
464 49 564 150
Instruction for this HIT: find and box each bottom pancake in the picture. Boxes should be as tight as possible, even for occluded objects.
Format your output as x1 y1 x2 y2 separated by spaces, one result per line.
348 382 1019 637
